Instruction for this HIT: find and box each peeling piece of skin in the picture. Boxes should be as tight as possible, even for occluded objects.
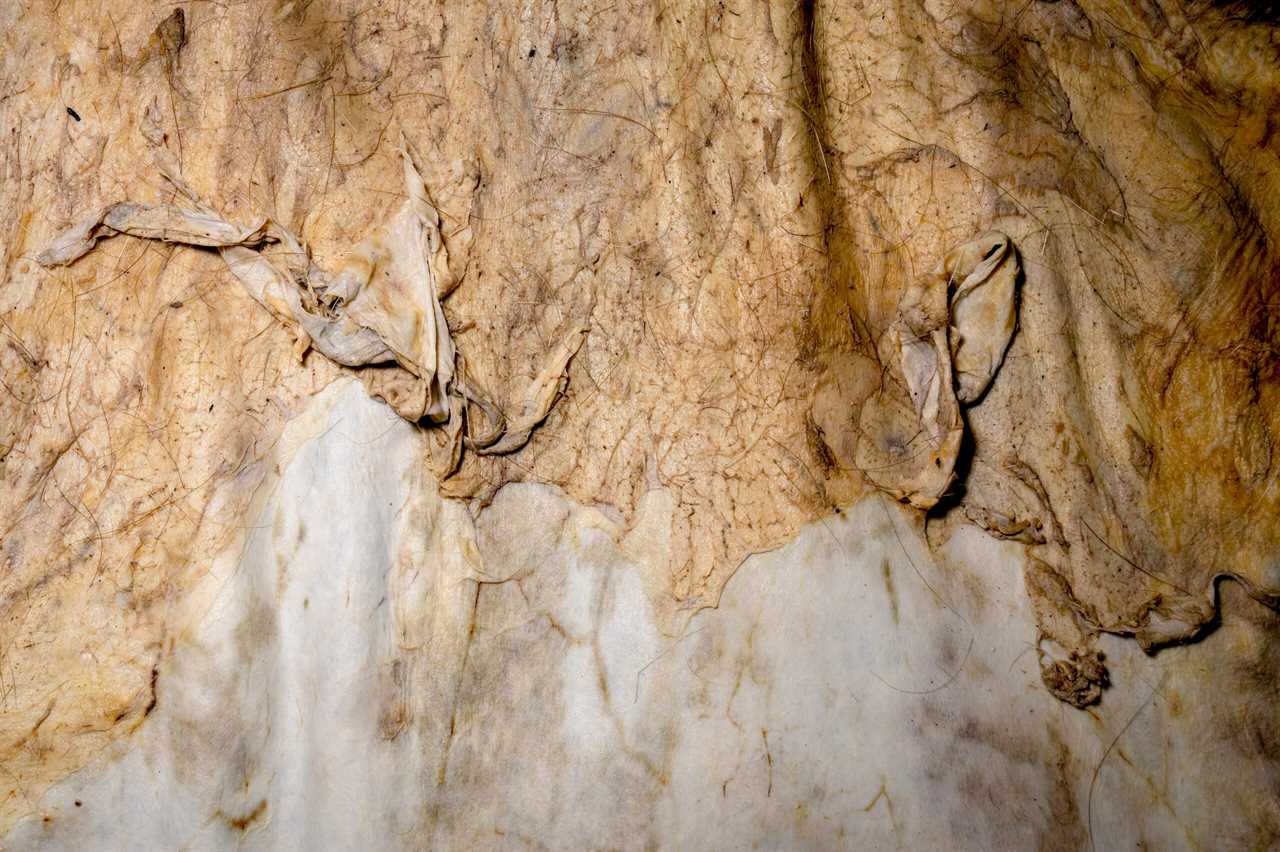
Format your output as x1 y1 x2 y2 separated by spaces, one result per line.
891 324 964 507
35 147 450 412
218 231 400 370
457 379 507 451
1023 557 1109 707
320 146 456 421
431 392 466 478
854 230 1019 509
479 323 590 455
944 230 1019 404
36 142 586 469
963 503 1046 544
35 202 270 267
855 265 963 509
131 8 186 75
1132 590 1218 652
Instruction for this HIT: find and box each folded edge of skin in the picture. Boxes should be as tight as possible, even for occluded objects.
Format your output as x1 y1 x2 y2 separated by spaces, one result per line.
33 139 588 469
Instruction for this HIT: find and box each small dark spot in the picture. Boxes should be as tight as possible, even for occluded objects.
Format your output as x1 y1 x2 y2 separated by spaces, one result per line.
74 800 82 807
528 48 537 57
169 300 183 309
66 107 80 121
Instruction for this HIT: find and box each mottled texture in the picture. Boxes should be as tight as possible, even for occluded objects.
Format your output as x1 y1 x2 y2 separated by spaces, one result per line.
8 384 1279 849
2 0 1279 842
808 0 1280 690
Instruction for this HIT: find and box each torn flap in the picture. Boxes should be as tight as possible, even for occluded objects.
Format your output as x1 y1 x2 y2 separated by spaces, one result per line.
1132 590 1218 652
851 230 1020 509
302 141 455 421
479 323 590 456
337 150 455 422
1024 557 1109 708
945 230 1019 404
218 237 397 369
855 270 963 509
35 139 586 477
36 202 270 267
400 134 465 300
362 363 433 424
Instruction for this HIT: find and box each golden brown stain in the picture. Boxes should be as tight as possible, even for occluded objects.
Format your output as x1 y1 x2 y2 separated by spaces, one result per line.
880 558 900 625
220 798 268 832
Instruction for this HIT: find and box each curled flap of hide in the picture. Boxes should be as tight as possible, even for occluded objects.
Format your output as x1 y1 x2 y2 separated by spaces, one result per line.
854 230 1020 509
856 293 964 510
896 326 948 429
218 233 398 370
480 323 590 456
35 148 454 419
36 144 585 467
331 146 455 421
1132 590 1219 652
854 248 964 509
945 230 1019 404
36 202 270 267
1024 557 1109 708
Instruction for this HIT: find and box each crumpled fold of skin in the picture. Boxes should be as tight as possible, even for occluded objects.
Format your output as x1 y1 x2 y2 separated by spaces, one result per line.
35 202 270 267
315 144 457 422
855 230 1021 509
946 231 1019 404
35 139 586 470
480 323 590 456
855 294 963 510
1023 557 1109 707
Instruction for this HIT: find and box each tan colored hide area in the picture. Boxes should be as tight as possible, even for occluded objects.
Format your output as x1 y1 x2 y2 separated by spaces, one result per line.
1 0 1279 846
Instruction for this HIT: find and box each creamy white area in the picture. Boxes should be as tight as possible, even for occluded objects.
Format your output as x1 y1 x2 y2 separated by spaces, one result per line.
8 381 1271 850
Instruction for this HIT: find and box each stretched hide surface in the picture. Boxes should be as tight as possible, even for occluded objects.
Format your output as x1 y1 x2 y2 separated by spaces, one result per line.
2 0 1279 848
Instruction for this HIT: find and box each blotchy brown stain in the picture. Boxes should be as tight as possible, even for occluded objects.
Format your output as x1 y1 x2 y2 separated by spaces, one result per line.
762 118 782 185
761 729 773 797
861 778 902 844
880 558 900 625
141 663 159 719
220 798 268 832
921 699 1079 845
1038 726 1085 852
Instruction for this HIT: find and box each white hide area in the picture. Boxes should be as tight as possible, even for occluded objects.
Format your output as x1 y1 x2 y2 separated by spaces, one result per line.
7 381 1275 851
